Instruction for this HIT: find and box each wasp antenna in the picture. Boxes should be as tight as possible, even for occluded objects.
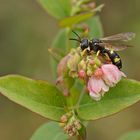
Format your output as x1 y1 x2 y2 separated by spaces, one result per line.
71 30 81 41
69 38 81 43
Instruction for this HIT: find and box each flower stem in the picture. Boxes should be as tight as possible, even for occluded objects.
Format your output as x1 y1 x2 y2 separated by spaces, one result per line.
75 87 85 109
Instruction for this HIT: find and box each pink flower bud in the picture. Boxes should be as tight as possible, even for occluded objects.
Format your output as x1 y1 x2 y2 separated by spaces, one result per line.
89 59 95 65
57 54 72 76
60 115 68 123
78 69 86 79
94 68 103 78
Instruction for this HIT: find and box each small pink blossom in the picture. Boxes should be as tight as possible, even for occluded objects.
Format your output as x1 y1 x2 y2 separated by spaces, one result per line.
87 76 109 101
78 69 86 79
94 68 103 78
89 59 95 65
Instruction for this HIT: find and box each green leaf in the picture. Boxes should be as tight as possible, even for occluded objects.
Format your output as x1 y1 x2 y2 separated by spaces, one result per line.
59 12 94 28
119 130 140 140
86 16 104 38
77 79 140 120
48 48 65 63
52 29 68 52
38 0 71 19
59 4 104 27
31 121 69 140
0 75 66 121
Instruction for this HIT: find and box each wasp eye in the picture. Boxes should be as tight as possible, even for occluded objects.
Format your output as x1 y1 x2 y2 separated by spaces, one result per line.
81 39 88 50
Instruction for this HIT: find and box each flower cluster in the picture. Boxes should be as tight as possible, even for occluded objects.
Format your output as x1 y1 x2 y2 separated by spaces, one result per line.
60 112 82 137
57 47 126 101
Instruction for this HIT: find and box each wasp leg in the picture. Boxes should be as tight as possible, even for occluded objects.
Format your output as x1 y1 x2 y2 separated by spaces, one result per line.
96 50 100 57
81 48 88 56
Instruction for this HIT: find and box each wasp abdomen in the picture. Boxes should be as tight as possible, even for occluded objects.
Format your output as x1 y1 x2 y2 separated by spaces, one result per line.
104 49 122 69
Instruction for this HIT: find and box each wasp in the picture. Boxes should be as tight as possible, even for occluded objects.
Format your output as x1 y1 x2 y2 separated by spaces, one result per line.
70 31 135 69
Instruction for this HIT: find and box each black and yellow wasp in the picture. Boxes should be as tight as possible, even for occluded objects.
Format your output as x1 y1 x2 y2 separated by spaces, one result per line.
70 31 135 69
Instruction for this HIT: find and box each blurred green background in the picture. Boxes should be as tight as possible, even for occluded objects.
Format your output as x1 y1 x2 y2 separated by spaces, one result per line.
0 0 140 140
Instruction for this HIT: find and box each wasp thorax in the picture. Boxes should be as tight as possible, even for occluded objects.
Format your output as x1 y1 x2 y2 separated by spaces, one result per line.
92 38 101 44
89 38 102 52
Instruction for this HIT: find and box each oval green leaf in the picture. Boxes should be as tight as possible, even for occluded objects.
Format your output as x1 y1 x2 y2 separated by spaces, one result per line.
31 121 69 140
52 29 67 52
86 16 104 38
77 79 140 120
0 75 66 121
38 0 71 19
59 4 104 27
119 130 140 140
59 12 94 28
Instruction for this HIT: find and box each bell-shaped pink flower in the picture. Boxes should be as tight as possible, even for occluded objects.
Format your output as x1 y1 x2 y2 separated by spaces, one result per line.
87 76 109 101
101 64 126 87
87 64 126 101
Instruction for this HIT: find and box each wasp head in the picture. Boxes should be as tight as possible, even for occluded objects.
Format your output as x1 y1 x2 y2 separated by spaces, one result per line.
80 38 89 50
69 31 89 51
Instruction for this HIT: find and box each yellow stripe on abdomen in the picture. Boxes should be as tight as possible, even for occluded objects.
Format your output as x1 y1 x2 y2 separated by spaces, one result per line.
114 57 121 63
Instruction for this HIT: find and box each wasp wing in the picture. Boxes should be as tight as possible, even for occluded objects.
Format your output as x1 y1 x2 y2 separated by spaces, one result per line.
100 32 135 42
98 42 134 51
